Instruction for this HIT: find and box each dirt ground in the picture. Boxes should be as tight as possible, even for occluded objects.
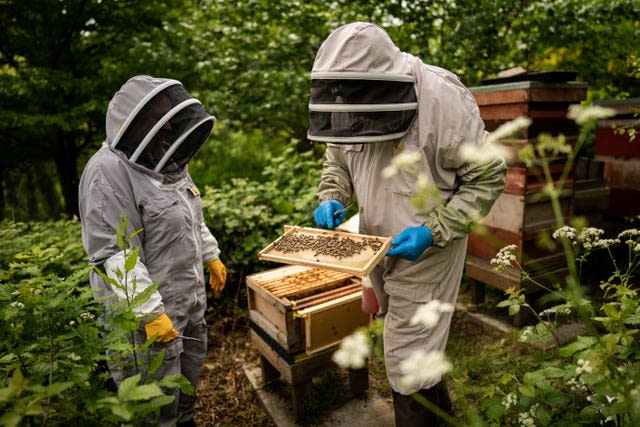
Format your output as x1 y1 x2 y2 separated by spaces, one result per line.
193 286 508 427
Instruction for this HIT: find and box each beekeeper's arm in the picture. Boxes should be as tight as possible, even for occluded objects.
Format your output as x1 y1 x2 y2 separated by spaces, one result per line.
423 86 507 247
315 144 354 229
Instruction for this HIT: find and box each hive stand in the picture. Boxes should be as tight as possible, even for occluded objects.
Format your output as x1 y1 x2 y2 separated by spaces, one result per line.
250 327 369 422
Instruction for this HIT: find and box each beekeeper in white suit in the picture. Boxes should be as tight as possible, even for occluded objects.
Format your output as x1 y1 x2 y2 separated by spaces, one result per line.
79 75 226 427
309 23 506 425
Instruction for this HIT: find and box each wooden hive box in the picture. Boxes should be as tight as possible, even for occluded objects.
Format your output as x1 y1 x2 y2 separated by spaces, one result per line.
471 80 587 137
246 265 370 355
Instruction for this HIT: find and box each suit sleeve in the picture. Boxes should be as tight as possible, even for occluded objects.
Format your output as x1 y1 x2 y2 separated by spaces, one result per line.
317 144 354 206
422 83 507 247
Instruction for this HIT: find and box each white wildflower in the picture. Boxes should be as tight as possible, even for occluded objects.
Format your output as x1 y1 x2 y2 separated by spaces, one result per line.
11 290 20 296
539 304 572 317
410 300 454 329
486 117 532 145
518 326 534 343
593 238 620 249
576 359 593 375
332 330 371 370
567 104 616 125
10 301 24 309
459 141 510 164
69 320 76 326
576 227 604 250
490 244 518 270
502 392 517 409
552 226 576 240
618 229 640 240
383 150 422 177
634 243 640 253
567 378 587 393
80 312 95 321
398 350 452 392
518 410 536 427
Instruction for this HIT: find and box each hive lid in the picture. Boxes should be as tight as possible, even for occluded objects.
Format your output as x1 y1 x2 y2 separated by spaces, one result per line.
258 225 391 276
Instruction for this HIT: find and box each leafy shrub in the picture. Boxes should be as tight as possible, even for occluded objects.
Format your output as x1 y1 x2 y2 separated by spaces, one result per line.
201 140 322 289
481 106 640 426
0 218 191 426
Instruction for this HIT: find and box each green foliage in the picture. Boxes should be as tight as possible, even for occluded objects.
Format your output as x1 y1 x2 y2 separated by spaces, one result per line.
189 125 293 188
484 109 640 426
0 218 192 425
201 139 321 285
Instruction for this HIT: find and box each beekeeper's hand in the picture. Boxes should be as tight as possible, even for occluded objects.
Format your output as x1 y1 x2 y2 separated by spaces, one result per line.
386 226 433 261
145 312 179 343
313 200 345 230
207 258 227 292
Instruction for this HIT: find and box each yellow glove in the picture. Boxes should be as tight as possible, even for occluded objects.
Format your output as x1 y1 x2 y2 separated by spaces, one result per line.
207 258 227 292
144 312 179 343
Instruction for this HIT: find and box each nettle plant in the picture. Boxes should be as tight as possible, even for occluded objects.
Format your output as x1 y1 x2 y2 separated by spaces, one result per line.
484 105 640 426
0 218 191 426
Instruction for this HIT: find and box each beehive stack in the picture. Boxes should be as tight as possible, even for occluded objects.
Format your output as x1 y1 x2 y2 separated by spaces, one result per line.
593 98 640 222
466 74 588 324
246 264 370 420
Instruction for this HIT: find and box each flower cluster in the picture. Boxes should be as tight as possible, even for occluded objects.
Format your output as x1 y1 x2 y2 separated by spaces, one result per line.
576 359 593 375
398 350 452 393
490 244 518 271
618 229 640 253
332 330 371 370
382 150 422 178
410 300 454 329
502 392 517 410
517 403 539 427
552 225 576 240
576 227 605 250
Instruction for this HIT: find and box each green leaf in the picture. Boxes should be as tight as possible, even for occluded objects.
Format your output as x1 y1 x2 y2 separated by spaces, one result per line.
559 336 598 357
110 403 134 421
117 373 141 400
147 349 165 376
130 280 160 309
124 246 140 272
123 383 165 401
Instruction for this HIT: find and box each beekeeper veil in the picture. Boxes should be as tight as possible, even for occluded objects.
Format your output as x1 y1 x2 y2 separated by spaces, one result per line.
106 75 215 174
308 23 417 144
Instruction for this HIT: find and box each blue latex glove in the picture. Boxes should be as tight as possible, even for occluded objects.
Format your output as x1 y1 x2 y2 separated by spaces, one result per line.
313 200 346 230
386 226 433 261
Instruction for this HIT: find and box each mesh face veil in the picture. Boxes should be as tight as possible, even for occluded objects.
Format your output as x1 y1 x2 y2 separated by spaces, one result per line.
308 72 417 144
110 81 215 174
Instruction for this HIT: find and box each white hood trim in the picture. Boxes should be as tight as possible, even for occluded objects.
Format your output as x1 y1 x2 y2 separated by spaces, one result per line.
111 79 181 148
311 71 415 82
129 98 201 163
309 102 417 113
308 131 408 144
153 115 216 173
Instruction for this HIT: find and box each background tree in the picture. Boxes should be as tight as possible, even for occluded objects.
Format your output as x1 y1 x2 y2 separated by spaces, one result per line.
1 0 638 221
0 0 186 219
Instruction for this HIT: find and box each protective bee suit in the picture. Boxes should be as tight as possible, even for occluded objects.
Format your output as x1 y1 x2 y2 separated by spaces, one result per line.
309 23 506 425
79 75 224 426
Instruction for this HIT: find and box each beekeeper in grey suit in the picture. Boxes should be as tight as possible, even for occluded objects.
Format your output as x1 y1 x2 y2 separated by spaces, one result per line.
309 23 506 426
79 75 227 427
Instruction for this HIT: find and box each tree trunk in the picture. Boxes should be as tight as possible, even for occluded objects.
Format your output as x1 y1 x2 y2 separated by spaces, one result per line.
53 133 80 218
